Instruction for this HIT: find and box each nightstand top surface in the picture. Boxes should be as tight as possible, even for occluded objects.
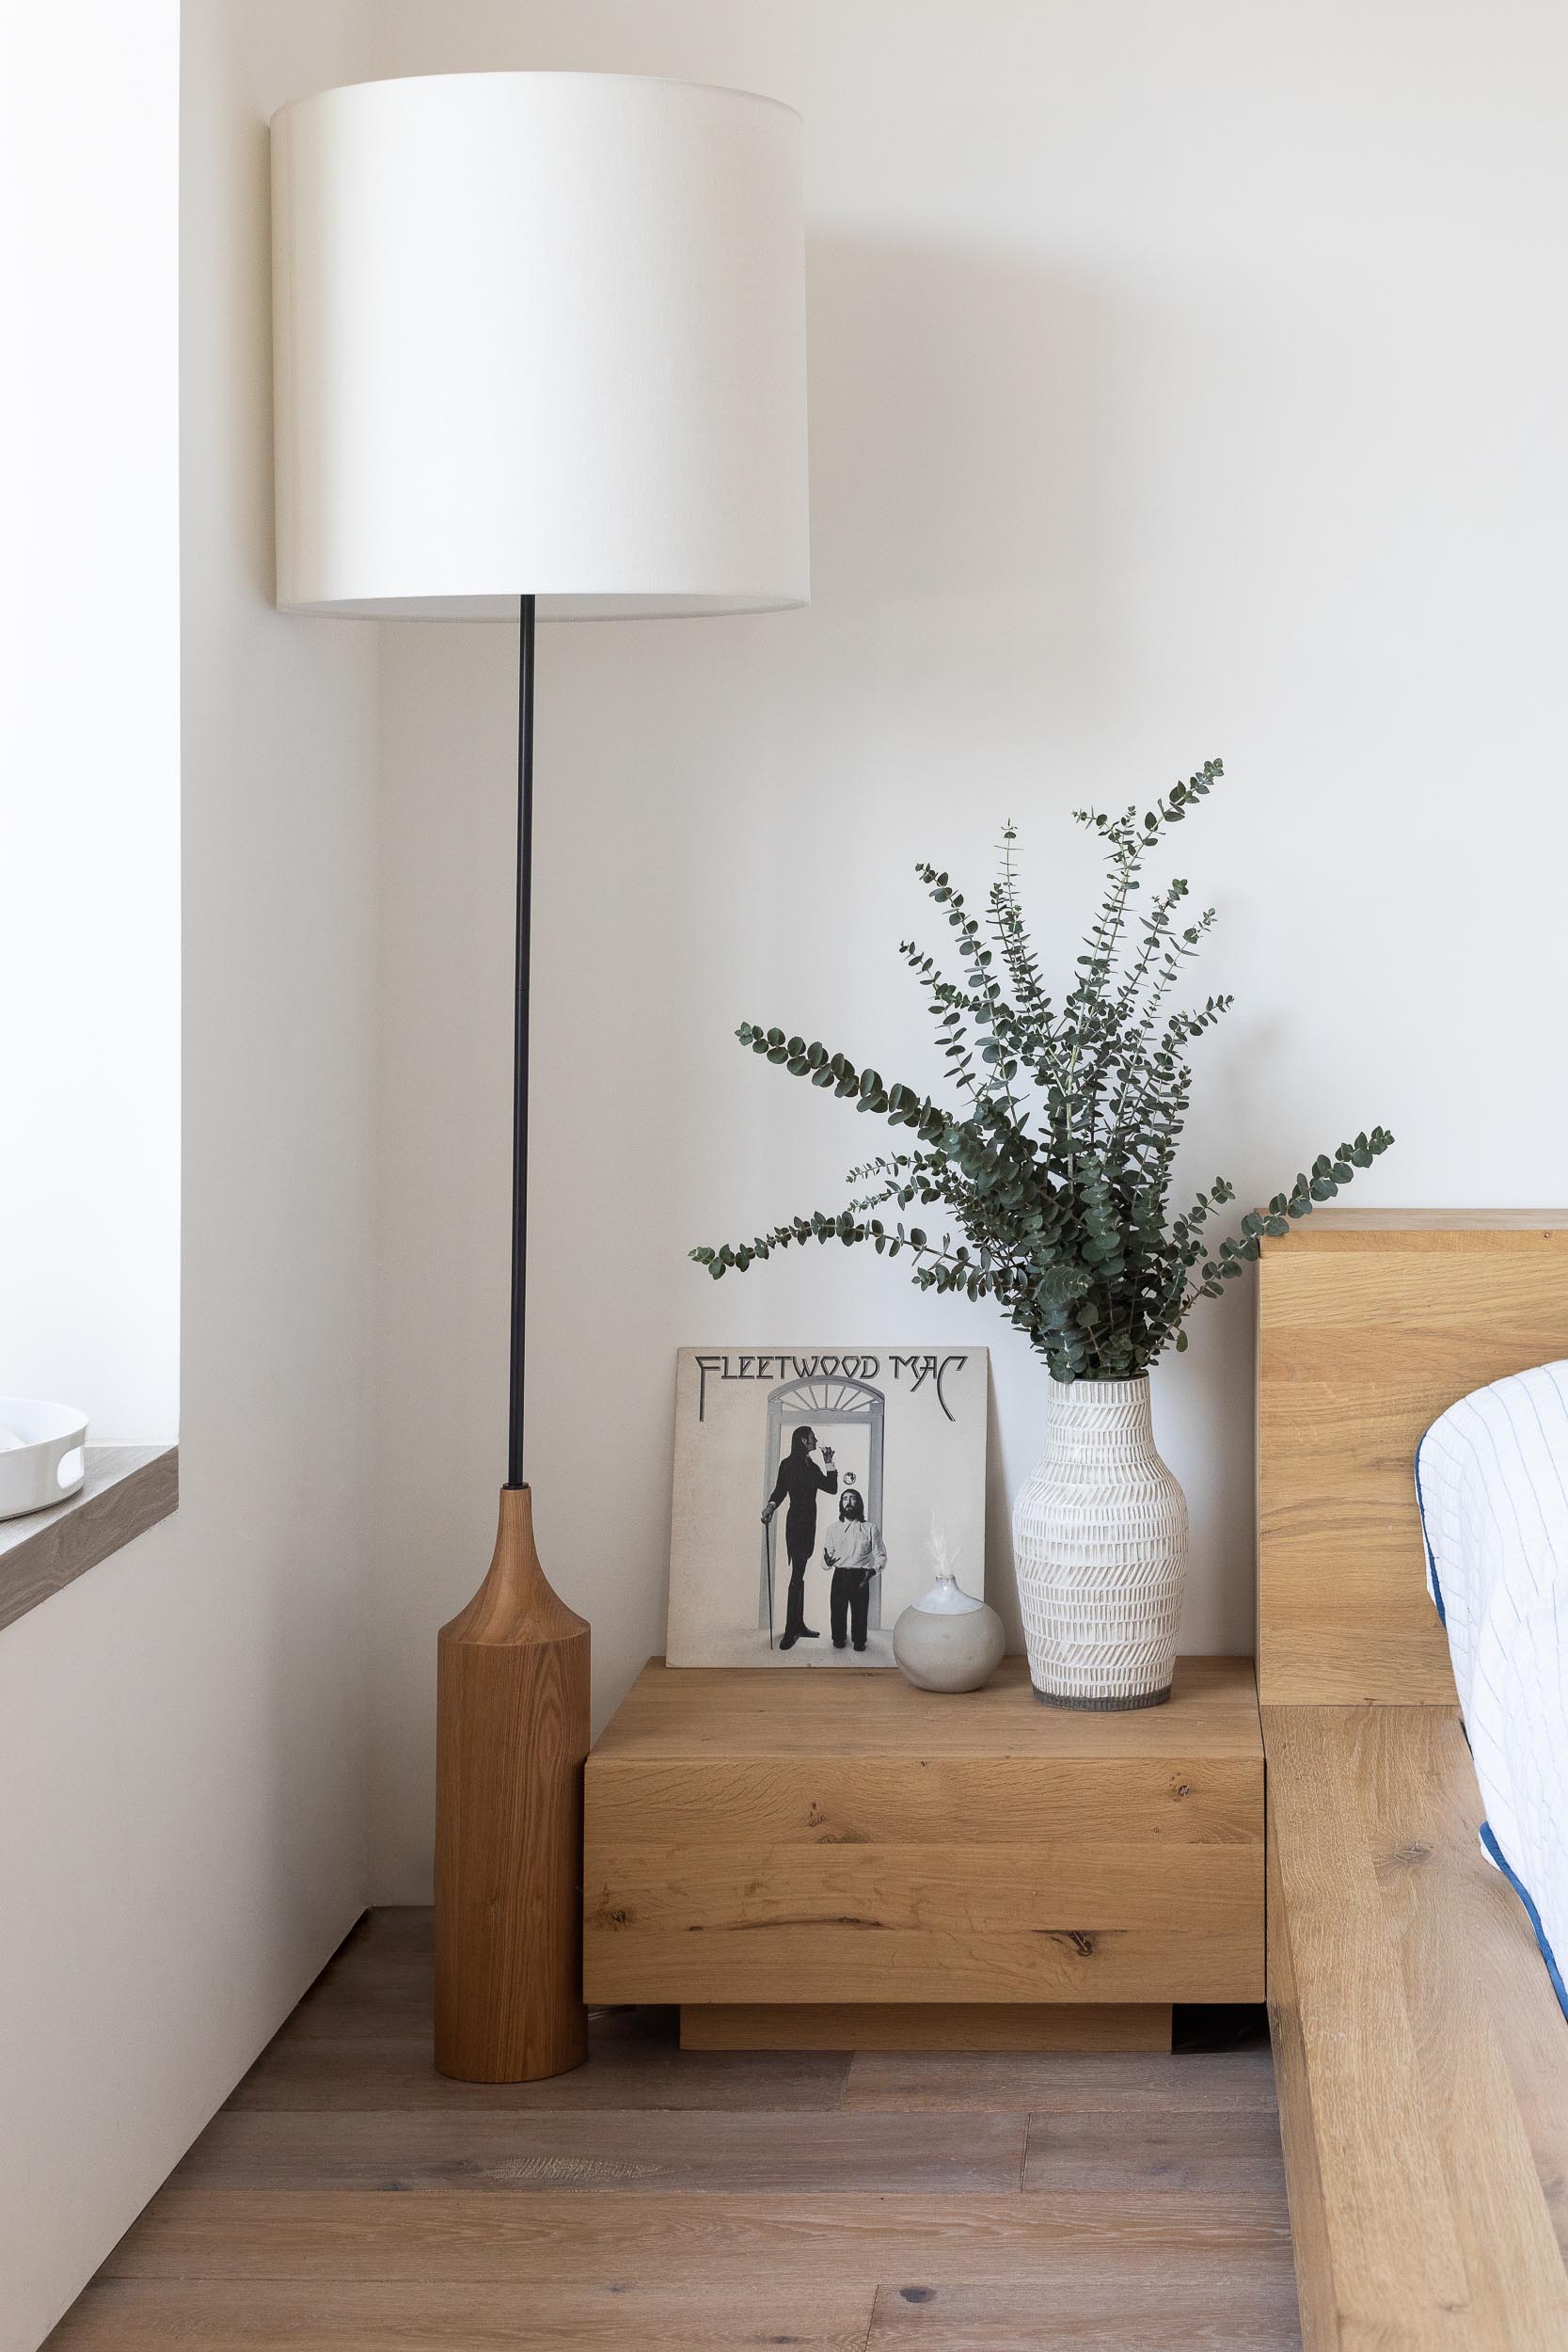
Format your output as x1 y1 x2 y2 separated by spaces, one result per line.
594 1655 1260 1763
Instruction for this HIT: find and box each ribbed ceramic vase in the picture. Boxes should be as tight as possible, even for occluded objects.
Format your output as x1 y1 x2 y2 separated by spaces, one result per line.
1013 1375 1187 1710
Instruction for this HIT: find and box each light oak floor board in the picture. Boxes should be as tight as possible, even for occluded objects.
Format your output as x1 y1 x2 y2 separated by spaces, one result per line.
100 2187 1300 2285
172 2106 1029 2195
1023 2108 1286 2194
866 2278 1304 2351
277 1908 441 2042
55 1909 1300 2352
232 2028 851 2111
49 2279 878 2351
846 2045 1279 2113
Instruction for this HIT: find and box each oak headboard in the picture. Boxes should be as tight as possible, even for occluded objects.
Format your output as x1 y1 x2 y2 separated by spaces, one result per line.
1257 1211 1568 1706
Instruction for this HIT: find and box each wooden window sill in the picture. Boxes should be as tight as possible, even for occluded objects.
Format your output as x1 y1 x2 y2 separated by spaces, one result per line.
0 1444 178 1635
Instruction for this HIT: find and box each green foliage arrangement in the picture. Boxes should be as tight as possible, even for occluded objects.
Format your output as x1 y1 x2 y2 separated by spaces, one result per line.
691 760 1393 1380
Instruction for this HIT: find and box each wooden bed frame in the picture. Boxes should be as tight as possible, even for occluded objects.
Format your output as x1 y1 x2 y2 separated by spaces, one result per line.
1259 1212 1568 2350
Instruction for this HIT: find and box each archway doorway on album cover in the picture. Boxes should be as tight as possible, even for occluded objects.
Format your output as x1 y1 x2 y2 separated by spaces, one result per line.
760 1372 886 1644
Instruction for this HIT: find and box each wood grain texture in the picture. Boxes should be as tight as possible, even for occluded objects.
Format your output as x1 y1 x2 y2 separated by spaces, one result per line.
279 1956 437 2042
1257 1218 1568 1705
865 2277 1304 2350
594 1923 1259 2006
1265 1819 1336 2352
49 2279 878 2351
844 2045 1278 2113
593 1755 1263 1848
61 2271 1297 2352
1273 1210 1568 1232
585 1657 1264 2012
57 1907 1298 2350
102 2187 1298 2286
0 1443 177 1634
598 1841 1261 1932
435 1486 590 2082
231 2030 851 2110
681 2003 1172 2053
172 2106 1028 2196
1264 1705 1568 2349
595 1655 1261 1757
1022 2108 1285 2194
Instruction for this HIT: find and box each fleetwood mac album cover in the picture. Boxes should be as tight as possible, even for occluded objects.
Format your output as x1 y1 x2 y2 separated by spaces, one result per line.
666 1347 989 1668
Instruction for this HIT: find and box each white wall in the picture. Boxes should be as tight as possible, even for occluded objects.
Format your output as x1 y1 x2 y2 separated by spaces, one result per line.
367 0 1568 1899
0 4 378 2344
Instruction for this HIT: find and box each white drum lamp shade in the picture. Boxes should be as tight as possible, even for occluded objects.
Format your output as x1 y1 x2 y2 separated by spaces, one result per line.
271 72 809 617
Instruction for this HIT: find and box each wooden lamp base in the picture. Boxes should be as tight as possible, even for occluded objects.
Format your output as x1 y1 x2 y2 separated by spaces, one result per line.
434 1486 590 2081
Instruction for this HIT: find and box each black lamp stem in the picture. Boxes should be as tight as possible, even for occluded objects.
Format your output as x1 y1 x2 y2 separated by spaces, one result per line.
507 593 537 1490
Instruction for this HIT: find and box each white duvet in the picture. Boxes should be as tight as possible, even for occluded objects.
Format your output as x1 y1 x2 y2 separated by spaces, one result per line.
1416 1359 1568 2021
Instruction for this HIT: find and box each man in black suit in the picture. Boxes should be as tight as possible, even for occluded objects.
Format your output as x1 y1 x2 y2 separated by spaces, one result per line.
762 1423 838 1650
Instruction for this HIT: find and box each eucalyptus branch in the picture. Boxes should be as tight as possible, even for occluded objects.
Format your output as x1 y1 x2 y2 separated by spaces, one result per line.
1101 903 1213 1143
691 762 1396 1380
989 824 1054 1037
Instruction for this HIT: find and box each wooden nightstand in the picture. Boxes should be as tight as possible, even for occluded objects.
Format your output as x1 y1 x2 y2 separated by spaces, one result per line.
583 1656 1263 2052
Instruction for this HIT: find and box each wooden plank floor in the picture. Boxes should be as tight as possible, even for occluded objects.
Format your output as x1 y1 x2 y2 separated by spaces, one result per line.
50 1909 1301 2351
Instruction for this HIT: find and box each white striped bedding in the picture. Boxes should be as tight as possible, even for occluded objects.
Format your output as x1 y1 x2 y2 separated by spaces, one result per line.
1416 1360 1568 2021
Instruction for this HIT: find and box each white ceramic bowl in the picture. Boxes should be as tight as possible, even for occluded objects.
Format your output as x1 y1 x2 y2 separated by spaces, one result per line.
0 1399 88 1521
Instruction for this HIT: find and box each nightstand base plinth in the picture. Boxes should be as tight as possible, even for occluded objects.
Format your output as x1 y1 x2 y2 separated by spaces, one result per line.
679 2001 1172 2053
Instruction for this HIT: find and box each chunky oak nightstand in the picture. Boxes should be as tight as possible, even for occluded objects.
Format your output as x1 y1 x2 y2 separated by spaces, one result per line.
582 1656 1263 2051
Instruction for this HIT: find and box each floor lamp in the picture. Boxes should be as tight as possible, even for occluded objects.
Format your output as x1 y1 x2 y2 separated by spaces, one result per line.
272 72 809 2079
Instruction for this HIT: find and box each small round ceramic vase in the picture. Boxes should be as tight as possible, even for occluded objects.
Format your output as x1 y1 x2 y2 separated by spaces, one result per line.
1012 1373 1187 1711
893 1568 1006 1693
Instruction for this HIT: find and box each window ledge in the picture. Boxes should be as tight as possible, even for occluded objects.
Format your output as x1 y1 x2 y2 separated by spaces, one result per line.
0 1444 178 1635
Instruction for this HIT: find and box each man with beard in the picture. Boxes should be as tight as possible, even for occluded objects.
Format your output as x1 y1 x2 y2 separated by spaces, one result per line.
762 1423 837 1650
821 1482 886 1652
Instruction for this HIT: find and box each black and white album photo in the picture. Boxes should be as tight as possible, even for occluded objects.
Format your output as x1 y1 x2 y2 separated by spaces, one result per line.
665 1348 989 1669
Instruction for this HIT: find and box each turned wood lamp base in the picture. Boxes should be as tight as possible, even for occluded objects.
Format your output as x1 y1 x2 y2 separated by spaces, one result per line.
434 1486 590 2082
433 609 591 2084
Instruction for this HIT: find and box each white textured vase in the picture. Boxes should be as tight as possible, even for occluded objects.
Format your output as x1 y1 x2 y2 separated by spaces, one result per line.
1013 1375 1187 1710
